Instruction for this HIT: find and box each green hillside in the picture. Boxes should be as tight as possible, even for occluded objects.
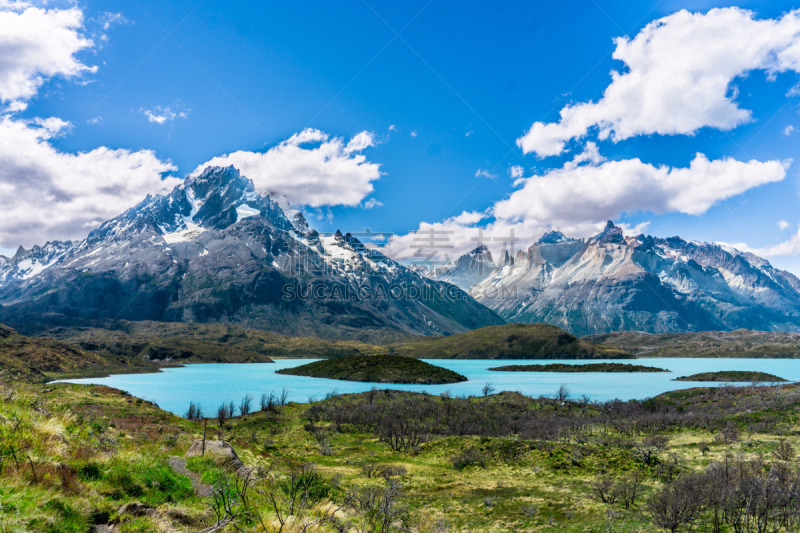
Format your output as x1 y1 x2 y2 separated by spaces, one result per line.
388 323 633 359
45 320 385 362
276 354 467 384
0 323 158 382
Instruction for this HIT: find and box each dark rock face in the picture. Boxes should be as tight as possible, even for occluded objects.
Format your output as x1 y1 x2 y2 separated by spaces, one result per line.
432 221 800 335
0 166 503 342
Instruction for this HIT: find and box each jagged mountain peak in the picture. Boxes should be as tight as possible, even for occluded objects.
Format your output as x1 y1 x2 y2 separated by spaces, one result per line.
536 230 577 245
465 223 800 335
591 220 625 244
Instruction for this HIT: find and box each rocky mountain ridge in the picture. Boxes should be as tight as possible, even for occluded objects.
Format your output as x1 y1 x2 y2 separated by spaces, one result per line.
429 221 800 335
0 166 503 342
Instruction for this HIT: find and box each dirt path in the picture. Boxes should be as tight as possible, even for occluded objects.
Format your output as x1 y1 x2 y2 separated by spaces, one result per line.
169 456 213 497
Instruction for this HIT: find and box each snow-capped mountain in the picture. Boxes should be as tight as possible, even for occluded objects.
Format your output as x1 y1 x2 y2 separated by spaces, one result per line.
432 221 800 335
426 245 496 290
0 166 503 341
0 241 74 286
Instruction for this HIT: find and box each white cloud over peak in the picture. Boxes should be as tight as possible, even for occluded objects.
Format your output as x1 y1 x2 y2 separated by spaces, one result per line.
0 5 96 110
0 115 179 246
494 152 787 225
193 129 381 208
518 8 800 157
386 150 788 261
0 3 181 247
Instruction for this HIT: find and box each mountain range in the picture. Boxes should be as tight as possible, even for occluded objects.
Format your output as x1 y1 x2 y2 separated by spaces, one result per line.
427 221 800 335
0 166 502 342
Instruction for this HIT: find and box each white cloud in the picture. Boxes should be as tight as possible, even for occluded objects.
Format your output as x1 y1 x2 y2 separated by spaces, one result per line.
475 169 497 179
388 124 396 131
508 165 524 179
193 129 381 208
0 3 181 248
98 12 129 31
141 105 189 124
0 5 96 110
495 152 788 225
518 8 800 157
87 116 103 126
409 131 418 137
0 115 179 246
784 125 796 136
465 130 473 137
386 149 788 261
362 198 383 209
720 230 800 258
779 220 791 230
619 221 651 237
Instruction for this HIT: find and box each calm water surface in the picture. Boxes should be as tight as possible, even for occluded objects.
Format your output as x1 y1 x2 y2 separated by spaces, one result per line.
58 358 800 416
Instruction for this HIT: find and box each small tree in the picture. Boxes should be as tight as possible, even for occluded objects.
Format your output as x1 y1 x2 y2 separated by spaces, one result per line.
185 401 203 420
648 473 705 533
217 402 228 427
239 394 252 416
226 400 236 419
555 384 570 402
482 382 495 397
772 440 795 461
279 388 289 406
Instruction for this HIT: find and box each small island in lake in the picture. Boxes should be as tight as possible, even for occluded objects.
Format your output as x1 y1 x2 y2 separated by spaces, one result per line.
674 371 788 382
487 363 669 372
276 355 467 384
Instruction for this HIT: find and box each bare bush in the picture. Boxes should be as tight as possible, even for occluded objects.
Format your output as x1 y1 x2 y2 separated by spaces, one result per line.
239 394 252 416
185 401 203 420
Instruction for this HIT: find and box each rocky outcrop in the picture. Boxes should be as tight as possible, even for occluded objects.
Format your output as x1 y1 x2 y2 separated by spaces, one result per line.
186 439 242 467
432 221 800 335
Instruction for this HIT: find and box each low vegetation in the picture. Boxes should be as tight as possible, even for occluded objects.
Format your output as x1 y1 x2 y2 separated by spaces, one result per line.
675 370 788 382
276 355 467 384
5 368 800 531
488 362 669 372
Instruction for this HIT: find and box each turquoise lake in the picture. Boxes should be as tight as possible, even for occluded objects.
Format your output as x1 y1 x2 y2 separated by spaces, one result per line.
58 358 800 416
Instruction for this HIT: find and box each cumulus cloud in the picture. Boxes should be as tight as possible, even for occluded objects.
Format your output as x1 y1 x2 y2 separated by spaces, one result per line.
87 116 103 126
0 5 96 110
193 129 381 208
0 115 179 246
495 152 787 224
141 105 189 124
784 125 796 136
779 220 791 230
0 3 181 247
409 131 418 137
386 148 788 261
475 169 497 179
518 8 800 157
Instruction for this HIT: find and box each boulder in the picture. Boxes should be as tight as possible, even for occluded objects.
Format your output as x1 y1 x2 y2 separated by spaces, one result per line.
185 439 242 466
118 502 155 517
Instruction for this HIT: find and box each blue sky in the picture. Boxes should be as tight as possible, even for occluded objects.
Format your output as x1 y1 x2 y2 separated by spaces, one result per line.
5 0 800 273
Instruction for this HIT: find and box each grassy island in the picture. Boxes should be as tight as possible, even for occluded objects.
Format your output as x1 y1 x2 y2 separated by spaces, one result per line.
675 370 788 382
276 354 467 384
487 362 669 372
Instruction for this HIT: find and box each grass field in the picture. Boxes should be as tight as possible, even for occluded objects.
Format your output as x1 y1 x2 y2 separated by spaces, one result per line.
3 376 800 532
